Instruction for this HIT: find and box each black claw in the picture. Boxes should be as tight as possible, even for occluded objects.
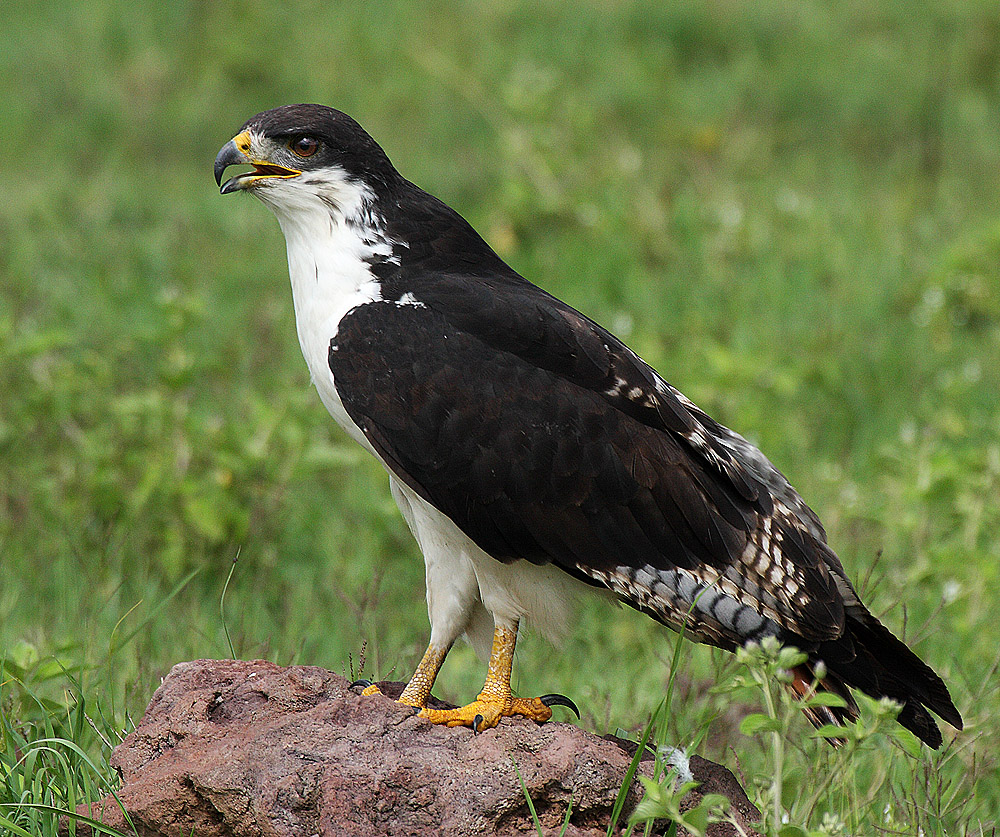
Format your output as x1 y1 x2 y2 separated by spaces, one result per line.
540 693 580 719
350 679 373 691
473 713 485 733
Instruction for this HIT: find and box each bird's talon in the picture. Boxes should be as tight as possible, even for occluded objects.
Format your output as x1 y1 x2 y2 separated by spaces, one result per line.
350 679 384 698
472 713 485 733
539 693 580 718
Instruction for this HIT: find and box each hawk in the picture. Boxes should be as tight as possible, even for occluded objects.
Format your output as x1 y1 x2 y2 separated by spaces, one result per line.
214 104 962 746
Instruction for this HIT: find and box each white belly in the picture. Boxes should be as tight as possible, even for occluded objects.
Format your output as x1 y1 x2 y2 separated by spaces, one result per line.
390 477 598 656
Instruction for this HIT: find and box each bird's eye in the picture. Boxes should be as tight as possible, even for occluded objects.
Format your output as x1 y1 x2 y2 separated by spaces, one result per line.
289 136 319 158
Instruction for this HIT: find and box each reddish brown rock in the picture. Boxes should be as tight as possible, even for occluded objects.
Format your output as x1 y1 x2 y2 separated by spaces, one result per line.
72 659 759 836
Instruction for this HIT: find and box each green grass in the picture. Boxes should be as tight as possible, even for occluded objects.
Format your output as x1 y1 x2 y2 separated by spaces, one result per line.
2 0 999 833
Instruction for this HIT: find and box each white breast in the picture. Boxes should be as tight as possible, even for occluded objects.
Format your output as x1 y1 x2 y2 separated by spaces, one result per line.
262 171 392 454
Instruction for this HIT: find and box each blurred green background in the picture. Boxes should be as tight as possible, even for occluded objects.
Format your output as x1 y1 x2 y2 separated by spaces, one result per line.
2 0 998 832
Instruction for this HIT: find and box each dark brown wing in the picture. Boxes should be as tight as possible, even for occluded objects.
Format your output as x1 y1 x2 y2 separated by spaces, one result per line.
328 282 845 644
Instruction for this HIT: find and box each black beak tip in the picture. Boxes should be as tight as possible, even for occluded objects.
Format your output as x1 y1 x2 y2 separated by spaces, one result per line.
214 140 242 191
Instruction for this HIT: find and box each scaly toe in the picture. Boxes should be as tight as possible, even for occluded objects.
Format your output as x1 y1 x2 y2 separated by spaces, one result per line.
508 696 554 724
417 694 564 730
419 699 506 730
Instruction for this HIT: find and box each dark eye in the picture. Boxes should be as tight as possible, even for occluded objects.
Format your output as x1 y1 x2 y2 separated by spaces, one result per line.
289 136 319 158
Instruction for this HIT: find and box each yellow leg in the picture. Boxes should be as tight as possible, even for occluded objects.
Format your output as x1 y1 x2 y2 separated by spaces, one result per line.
355 621 578 731
359 641 448 706
398 643 449 707
418 622 567 731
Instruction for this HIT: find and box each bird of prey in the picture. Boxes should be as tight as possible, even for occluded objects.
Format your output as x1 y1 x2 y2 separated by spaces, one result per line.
214 104 962 746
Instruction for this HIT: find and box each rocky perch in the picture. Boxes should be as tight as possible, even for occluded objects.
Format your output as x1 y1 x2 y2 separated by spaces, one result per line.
73 659 760 836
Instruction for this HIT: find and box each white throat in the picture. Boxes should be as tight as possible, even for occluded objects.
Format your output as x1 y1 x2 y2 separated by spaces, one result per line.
257 168 395 450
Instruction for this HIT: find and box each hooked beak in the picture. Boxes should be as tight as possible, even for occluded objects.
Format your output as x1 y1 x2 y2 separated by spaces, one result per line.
214 130 301 195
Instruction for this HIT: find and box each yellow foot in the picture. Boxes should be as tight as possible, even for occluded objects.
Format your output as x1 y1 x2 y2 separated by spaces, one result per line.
350 680 578 731
419 696 558 730
352 680 421 707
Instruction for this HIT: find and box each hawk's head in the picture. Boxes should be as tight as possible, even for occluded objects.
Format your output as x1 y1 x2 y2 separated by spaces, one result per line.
214 104 399 217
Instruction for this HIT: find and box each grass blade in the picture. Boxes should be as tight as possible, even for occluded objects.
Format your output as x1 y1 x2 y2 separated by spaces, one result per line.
607 702 660 836
511 756 543 837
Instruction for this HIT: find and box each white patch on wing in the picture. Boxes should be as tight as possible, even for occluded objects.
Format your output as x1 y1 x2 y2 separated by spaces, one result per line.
604 376 627 397
395 291 426 308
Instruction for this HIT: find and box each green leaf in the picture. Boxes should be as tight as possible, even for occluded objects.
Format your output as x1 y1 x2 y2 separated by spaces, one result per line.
776 647 808 669
810 723 852 741
739 713 782 736
889 726 923 758
0 814 34 837
699 793 731 813
684 804 709 834
803 691 849 709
